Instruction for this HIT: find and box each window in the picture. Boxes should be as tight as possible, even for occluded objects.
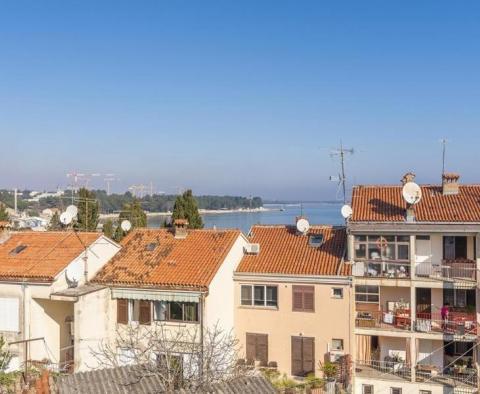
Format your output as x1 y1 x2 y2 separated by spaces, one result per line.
9 245 27 256
292 286 315 312
391 388 402 394
0 298 19 332
362 385 374 394
443 236 467 259
240 285 278 308
153 301 199 323
354 235 410 261
355 285 379 303
419 391 431 394
332 288 343 299
416 235 430 240
117 299 151 325
291 336 315 377
246 333 268 363
331 339 343 351
309 234 324 247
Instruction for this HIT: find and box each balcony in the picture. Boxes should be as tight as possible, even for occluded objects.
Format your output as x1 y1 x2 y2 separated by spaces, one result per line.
415 312 477 337
355 309 411 331
416 366 477 389
416 259 477 282
355 359 411 382
353 260 411 279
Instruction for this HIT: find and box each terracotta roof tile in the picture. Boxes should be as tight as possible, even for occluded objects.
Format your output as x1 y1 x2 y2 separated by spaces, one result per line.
0 231 102 281
93 228 241 290
351 184 480 223
236 225 349 276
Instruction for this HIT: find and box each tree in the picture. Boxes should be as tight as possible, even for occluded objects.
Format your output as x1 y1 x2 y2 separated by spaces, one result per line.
0 336 11 372
90 323 247 392
103 219 114 239
48 212 62 230
172 190 203 229
0 204 8 221
75 188 99 231
114 199 147 242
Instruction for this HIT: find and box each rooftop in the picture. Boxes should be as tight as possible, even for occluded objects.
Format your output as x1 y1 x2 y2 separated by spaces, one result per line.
236 225 349 276
93 228 242 290
351 184 480 223
0 231 101 282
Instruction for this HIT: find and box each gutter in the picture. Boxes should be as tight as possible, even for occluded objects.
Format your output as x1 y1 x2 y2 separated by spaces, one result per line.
233 272 351 285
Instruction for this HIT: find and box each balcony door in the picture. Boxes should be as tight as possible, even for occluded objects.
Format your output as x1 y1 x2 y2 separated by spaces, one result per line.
443 236 467 260
416 288 431 313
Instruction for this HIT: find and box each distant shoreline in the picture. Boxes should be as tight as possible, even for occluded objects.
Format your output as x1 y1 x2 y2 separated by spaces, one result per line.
99 206 277 220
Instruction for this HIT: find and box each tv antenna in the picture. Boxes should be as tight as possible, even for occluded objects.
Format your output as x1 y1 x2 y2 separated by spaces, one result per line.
330 141 354 204
440 138 448 177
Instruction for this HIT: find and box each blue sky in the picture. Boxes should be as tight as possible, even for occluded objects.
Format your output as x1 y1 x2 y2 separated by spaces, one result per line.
1 1 480 200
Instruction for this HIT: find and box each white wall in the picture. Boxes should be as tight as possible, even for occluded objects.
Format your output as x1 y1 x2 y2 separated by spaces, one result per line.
355 376 452 394
379 336 407 362
205 235 247 332
417 338 443 369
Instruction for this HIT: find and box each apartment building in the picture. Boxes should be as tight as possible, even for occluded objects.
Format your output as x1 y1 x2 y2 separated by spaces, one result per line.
0 230 120 372
234 223 352 380
73 222 249 371
349 173 479 394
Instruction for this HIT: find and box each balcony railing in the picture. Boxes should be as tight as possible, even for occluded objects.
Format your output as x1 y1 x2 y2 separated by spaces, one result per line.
416 366 478 388
355 310 411 331
415 312 477 336
353 260 411 279
355 359 411 381
416 260 477 282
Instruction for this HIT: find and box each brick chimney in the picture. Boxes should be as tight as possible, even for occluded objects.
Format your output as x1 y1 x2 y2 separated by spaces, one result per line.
173 219 188 239
442 173 460 195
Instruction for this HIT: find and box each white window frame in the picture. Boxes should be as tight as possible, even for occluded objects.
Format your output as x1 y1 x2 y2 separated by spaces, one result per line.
331 338 344 351
331 287 343 299
240 284 278 308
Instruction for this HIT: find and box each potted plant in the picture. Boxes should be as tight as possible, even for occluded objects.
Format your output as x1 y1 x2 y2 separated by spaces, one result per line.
319 361 337 394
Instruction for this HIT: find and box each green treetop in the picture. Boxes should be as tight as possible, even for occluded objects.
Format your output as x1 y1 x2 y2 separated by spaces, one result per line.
172 190 203 229
0 203 8 221
75 188 99 231
114 199 147 241
48 211 63 230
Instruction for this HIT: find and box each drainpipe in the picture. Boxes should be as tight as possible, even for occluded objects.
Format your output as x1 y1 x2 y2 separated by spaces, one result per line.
199 293 205 384
83 250 88 283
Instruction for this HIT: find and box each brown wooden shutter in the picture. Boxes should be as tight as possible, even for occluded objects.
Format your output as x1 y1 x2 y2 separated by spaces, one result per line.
256 334 268 363
292 286 304 311
139 300 151 325
246 333 256 361
291 336 303 376
302 337 315 375
117 299 128 324
303 287 315 312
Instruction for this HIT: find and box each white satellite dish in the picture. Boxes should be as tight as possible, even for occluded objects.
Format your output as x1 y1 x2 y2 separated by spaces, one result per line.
65 264 80 287
66 205 78 219
341 204 353 219
296 218 310 234
60 212 73 225
121 220 132 232
402 182 422 205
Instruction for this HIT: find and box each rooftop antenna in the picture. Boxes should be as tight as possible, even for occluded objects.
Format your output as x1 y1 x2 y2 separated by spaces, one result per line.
440 138 448 177
330 141 354 204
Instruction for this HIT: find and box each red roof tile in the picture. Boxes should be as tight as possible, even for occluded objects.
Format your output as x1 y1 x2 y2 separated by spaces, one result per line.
236 225 349 276
351 184 480 222
93 228 241 290
0 231 102 281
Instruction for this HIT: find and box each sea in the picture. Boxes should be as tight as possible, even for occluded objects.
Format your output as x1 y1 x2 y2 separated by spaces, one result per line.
147 202 344 234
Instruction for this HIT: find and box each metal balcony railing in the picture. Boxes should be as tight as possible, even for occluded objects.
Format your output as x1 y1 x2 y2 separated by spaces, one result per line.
355 359 411 381
353 260 411 279
415 312 477 336
415 260 477 282
355 310 411 331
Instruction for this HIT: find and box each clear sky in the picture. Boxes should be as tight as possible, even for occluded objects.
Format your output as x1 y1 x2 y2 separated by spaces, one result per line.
1 1 480 200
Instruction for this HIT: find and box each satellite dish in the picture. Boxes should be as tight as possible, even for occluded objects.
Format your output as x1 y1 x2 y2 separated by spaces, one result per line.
402 182 422 205
341 204 353 219
121 220 132 232
66 205 78 219
65 264 80 288
60 212 73 225
296 218 310 234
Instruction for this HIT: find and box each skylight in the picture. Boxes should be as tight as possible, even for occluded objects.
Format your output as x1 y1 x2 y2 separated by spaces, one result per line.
308 235 324 248
10 245 27 255
145 242 158 252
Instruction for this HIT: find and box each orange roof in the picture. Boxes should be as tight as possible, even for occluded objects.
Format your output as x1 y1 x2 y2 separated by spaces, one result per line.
0 231 102 282
236 225 349 276
351 184 480 223
93 228 241 290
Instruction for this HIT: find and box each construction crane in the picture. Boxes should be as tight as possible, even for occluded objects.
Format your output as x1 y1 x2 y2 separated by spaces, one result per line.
104 174 118 195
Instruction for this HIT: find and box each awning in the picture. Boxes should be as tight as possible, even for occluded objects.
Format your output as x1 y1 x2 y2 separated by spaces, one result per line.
111 288 202 303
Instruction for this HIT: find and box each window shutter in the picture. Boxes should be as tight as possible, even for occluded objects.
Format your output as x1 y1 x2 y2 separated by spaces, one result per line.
246 333 256 361
256 334 268 363
303 288 315 312
302 337 315 375
117 299 128 324
139 300 151 325
292 287 304 311
291 336 303 376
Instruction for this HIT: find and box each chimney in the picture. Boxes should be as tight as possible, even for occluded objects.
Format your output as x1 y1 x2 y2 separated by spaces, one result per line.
173 219 188 239
442 173 460 195
0 221 11 244
401 172 416 185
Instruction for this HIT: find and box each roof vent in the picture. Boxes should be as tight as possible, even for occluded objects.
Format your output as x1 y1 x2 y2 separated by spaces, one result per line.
173 219 188 239
308 234 324 248
244 243 260 255
10 245 27 256
442 173 460 195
